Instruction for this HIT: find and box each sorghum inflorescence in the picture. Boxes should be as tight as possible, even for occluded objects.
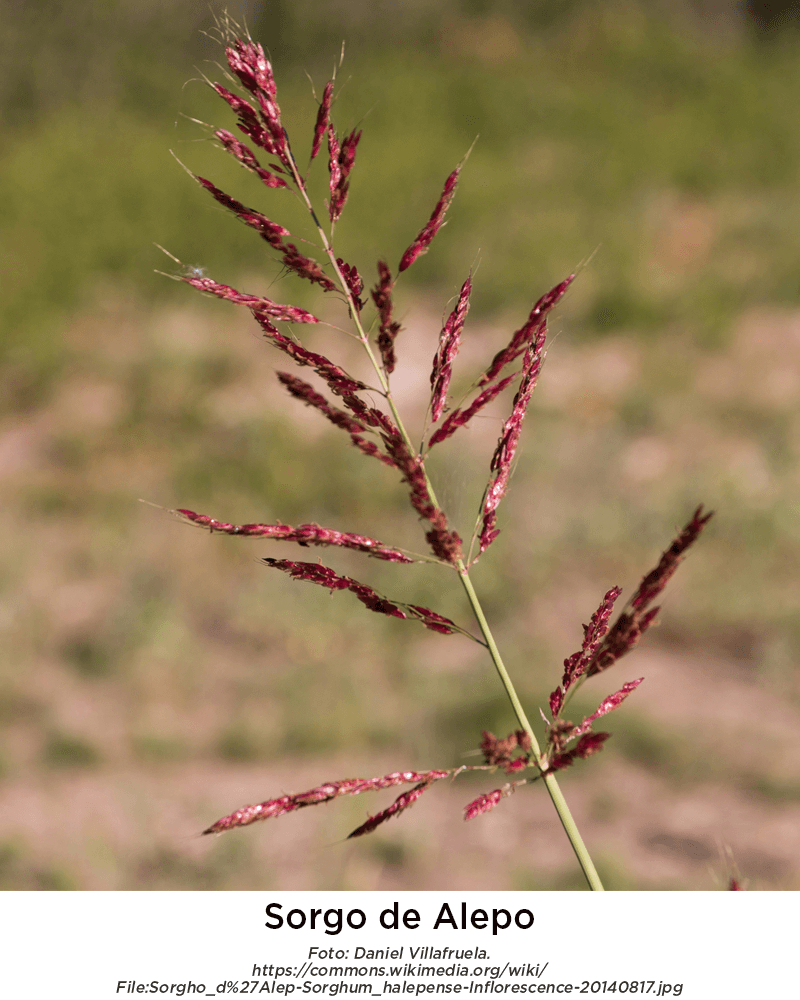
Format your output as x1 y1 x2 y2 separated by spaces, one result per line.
165 24 713 888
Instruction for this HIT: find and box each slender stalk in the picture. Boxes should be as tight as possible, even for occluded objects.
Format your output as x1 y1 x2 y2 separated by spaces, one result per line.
287 149 604 891
457 566 604 891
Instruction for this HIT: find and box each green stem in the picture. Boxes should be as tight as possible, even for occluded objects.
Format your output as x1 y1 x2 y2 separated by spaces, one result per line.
457 567 604 892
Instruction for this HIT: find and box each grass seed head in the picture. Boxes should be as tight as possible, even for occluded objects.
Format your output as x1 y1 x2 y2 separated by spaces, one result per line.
430 275 472 422
398 163 462 273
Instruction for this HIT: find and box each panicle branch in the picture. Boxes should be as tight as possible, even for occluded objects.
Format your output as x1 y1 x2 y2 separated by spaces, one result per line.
182 274 318 323
253 314 368 396
372 261 402 373
569 679 644 739
479 276 574 386
586 506 714 677
549 586 622 718
398 159 465 273
336 258 365 311
196 175 290 249
381 435 463 564
430 275 472 422
214 129 288 189
174 508 416 563
548 732 611 772
427 374 518 449
204 769 451 835
478 322 548 555
276 372 399 469
311 81 334 162
260 557 463 634
463 783 522 822
193 173 336 291
211 82 282 161
224 38 289 167
347 780 433 838
544 675 641 773
328 126 362 223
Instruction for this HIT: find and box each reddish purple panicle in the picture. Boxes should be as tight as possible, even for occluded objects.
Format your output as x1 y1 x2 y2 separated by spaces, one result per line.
214 129 288 189
175 508 415 563
347 780 433 838
549 586 622 718
204 769 450 835
261 557 459 633
478 323 548 554
311 81 333 162
381 436 463 563
430 275 472 422
587 506 714 676
276 372 398 470
372 261 402 373
252 314 367 396
399 163 462 273
224 38 288 166
479 276 574 386
464 786 518 821
428 374 517 449
182 275 318 323
196 176 290 250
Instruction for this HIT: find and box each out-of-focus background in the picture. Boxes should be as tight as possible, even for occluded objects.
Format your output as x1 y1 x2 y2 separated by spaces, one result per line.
3 0 800 890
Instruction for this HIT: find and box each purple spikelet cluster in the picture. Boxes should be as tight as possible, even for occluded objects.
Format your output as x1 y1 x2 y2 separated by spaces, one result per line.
182 274 318 323
586 506 714 677
381 435 463 564
261 557 460 634
204 769 450 835
399 164 463 272
372 261 402 373
549 586 622 719
214 130 288 189
224 38 288 166
336 257 365 311
311 81 333 162
479 276 574 386
430 275 472 422
328 126 362 223
347 780 433 839
548 731 612 772
463 786 513 822
479 322 548 554
480 729 532 774
175 508 415 563
542 507 712 775
275 372 398 469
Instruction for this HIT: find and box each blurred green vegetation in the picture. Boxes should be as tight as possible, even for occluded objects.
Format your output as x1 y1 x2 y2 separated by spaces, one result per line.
3 0 800 889
6 1 800 398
